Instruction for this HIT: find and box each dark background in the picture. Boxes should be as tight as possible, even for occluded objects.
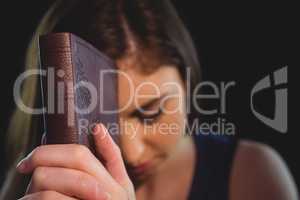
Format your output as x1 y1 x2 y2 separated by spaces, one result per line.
0 0 297 191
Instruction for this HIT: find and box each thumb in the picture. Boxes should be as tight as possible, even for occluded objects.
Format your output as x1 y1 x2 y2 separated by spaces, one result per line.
92 123 131 187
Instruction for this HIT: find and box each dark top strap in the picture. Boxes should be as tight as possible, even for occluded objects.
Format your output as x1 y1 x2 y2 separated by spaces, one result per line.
188 132 238 200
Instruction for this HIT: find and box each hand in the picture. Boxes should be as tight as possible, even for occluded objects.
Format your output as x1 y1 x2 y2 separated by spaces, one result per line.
17 123 135 200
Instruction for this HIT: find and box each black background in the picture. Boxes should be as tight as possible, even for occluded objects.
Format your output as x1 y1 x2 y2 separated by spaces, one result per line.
0 0 297 191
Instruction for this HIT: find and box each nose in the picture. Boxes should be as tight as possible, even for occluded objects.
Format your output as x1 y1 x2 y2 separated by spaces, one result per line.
119 123 145 166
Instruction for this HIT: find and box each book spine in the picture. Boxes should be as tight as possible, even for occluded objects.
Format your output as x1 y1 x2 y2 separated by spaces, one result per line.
39 33 79 145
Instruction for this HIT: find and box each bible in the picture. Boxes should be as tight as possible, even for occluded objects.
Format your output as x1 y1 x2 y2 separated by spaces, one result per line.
39 32 119 152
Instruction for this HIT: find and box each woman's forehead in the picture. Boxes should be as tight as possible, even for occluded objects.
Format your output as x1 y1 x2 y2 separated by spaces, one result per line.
118 65 181 94
117 65 184 114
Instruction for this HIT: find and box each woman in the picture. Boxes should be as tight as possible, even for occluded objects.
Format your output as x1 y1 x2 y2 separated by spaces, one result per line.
0 0 298 199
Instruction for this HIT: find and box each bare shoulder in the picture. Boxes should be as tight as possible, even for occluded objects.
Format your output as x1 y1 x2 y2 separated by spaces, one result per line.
229 139 299 200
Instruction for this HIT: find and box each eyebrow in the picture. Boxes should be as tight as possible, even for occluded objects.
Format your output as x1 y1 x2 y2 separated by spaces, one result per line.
129 93 168 117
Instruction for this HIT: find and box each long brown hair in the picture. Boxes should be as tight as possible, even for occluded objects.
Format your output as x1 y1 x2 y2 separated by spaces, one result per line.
0 0 200 199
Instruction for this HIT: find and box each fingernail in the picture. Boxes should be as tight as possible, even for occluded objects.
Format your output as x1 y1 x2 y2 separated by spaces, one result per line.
92 123 100 134
16 158 27 173
99 123 109 139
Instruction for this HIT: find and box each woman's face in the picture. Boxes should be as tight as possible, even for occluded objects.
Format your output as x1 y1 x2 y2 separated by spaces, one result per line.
116 57 187 182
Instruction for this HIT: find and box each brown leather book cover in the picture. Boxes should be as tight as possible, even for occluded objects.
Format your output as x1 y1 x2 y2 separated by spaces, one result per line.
39 32 119 152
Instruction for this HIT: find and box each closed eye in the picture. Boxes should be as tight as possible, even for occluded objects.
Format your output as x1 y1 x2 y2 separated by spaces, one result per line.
136 107 163 123
130 93 168 124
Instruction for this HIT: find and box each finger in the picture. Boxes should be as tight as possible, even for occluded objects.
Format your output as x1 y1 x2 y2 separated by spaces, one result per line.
26 167 109 200
19 190 77 200
16 144 116 190
93 123 131 187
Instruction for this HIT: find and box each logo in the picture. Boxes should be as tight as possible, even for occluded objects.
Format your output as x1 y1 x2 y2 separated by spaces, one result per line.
250 66 288 133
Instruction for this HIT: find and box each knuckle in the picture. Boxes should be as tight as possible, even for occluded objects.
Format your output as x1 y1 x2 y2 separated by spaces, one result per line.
127 180 135 191
76 173 89 188
73 144 90 160
117 180 135 199
110 146 122 164
32 167 47 185
76 173 98 197
112 145 122 160
117 187 129 199
114 145 122 155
